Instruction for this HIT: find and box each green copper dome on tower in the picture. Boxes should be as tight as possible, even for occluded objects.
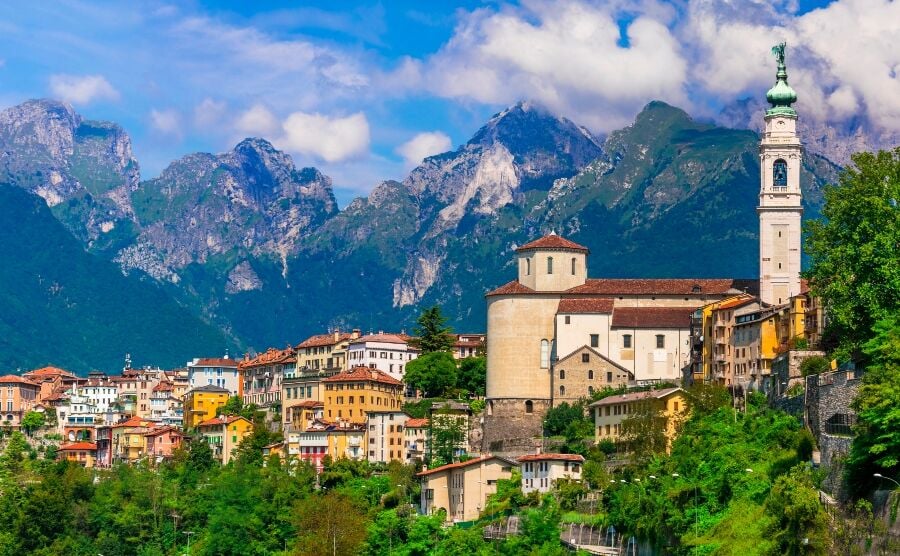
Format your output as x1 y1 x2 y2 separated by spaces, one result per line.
766 42 797 117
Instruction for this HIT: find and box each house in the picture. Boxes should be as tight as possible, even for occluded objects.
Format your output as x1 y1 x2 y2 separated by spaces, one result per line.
285 400 324 460
322 367 404 424
366 410 408 463
262 441 285 463
551 344 634 403
58 442 97 467
182 384 231 429
418 455 519 523
0 374 40 428
518 453 584 494
22 366 80 404
296 330 360 373
297 418 366 470
346 333 420 383
187 357 241 396
589 387 688 449
197 415 253 464
144 426 184 462
452 334 485 360
111 416 155 463
404 418 430 467
149 381 183 425
239 347 292 421
295 424 329 473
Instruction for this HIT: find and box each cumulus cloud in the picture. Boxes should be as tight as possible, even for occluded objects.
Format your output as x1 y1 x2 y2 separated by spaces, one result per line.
279 111 370 163
48 74 119 105
235 104 280 138
193 97 227 129
149 108 181 136
396 131 453 168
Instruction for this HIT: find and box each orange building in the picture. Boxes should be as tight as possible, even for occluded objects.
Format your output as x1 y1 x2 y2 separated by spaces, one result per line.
58 441 98 467
322 367 404 424
22 366 81 403
0 374 41 428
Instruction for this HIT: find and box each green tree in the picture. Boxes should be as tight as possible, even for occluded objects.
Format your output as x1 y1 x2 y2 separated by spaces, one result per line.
404 352 457 397
430 410 467 466
293 491 369 556
764 466 830 555
619 401 670 463
215 396 257 420
186 436 215 472
413 306 454 353
799 355 829 377
847 315 900 491
20 411 46 436
456 356 486 396
235 417 283 467
542 401 584 436
805 148 900 358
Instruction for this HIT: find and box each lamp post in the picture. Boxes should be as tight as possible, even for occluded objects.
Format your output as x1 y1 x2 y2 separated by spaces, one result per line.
182 531 194 555
874 473 900 489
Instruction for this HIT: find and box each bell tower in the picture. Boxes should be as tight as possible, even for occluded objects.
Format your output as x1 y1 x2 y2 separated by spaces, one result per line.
758 42 802 306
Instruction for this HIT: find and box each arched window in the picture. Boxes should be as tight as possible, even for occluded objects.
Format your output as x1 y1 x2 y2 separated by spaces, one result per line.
588 369 594 380
559 369 565 379
547 256 554 274
559 385 565 396
540 339 550 369
571 257 576 275
773 159 788 188
525 400 533 414
588 386 594 395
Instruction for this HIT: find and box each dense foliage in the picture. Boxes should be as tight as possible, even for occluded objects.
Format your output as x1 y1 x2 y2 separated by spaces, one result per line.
412 305 454 354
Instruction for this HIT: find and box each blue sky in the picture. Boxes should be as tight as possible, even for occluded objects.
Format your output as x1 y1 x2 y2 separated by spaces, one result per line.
1 0 896 206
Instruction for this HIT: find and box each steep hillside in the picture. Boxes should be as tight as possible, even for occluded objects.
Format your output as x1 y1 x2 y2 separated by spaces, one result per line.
0 184 236 373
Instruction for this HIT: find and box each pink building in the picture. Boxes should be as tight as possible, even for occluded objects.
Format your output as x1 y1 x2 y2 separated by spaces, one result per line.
144 426 184 461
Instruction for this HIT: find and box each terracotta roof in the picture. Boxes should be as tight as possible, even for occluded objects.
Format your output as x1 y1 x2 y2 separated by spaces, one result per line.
239 347 296 369
59 442 97 451
405 418 430 428
23 366 77 379
557 298 614 314
611 307 694 329
323 367 403 386
0 374 39 386
144 426 182 437
418 455 519 476
263 441 284 450
486 280 536 296
114 416 151 428
350 333 415 345
297 332 354 349
568 278 756 296
800 278 809 295
518 453 585 463
152 381 174 392
555 346 632 375
516 234 589 253
192 358 238 368
714 296 757 310
292 400 324 409
304 418 366 433
41 391 70 402
197 415 250 427
589 387 683 407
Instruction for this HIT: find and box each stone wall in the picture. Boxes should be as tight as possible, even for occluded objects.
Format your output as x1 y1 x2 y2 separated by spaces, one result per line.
482 398 548 457
769 349 826 400
805 367 861 468
552 346 631 405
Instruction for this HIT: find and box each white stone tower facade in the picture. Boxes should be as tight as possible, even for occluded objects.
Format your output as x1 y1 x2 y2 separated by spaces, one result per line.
758 43 802 306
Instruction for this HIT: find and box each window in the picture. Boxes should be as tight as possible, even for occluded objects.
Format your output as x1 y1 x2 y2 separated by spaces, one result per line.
540 339 550 369
547 256 553 274
526 258 531 275
559 369 565 380
559 385 565 396
623 334 632 348
582 353 590 363
565 315 571 324
773 159 787 187
674 401 679 411
525 400 533 414
607 371 613 383
590 334 599 348
588 370 594 379
656 335 665 349
571 257 576 275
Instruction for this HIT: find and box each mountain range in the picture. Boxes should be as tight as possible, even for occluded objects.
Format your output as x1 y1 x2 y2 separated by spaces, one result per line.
0 98 842 373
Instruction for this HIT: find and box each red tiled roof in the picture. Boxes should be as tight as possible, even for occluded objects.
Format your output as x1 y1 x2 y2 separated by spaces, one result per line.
568 278 753 296
589 387 683 407
486 280 535 296
292 400 324 409
417 455 519 476
23 366 77 379
405 418 430 428
350 333 415 345
557 298 614 314
239 347 296 369
192 358 238 368
611 307 694 329
0 374 39 386
152 381 174 392
59 442 97 451
197 415 250 427
518 453 585 463
297 332 354 349
516 234 589 253
323 366 403 386
714 296 757 310
800 278 809 295
114 416 151 428
144 426 182 437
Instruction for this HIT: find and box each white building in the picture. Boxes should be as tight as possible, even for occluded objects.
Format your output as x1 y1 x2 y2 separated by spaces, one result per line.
518 453 585 494
187 356 240 396
347 333 419 382
366 410 409 464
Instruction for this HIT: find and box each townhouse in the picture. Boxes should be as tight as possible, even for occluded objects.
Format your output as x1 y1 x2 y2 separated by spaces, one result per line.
518 453 584 494
590 387 688 450
322 366 404 424
0 374 40 428
187 357 241 396
418 455 519 523
197 415 253 464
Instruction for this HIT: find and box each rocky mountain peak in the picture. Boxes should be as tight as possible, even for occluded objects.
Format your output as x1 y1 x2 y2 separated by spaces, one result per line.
0 99 81 159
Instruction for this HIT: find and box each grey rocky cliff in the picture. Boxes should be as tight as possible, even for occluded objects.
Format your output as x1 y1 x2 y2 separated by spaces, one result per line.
0 99 140 245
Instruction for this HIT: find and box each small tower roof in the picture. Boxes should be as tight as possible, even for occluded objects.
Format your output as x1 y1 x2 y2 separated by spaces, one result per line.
516 233 589 253
766 42 798 117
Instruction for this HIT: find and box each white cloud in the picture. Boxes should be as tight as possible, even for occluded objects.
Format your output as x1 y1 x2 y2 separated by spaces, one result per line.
149 108 181 136
396 131 452 168
278 111 370 163
234 104 280 138
193 97 227 129
48 74 119 105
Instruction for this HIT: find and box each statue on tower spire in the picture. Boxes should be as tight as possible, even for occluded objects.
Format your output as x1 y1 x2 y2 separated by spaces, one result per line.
766 42 798 116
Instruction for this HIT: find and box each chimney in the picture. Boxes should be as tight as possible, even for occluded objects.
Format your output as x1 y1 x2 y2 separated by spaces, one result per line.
334 330 340 342
352 329 360 339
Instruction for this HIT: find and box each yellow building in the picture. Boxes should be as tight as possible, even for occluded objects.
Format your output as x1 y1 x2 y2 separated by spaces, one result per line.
589 387 688 450
111 416 154 463
326 422 366 461
197 415 253 464
322 366 404 424
699 294 755 383
58 441 97 467
183 384 231 429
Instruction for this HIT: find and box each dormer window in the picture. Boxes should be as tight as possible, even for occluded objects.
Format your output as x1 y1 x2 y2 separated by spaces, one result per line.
773 159 787 188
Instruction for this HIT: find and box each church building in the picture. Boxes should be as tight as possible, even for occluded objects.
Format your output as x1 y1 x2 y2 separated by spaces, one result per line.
482 44 803 456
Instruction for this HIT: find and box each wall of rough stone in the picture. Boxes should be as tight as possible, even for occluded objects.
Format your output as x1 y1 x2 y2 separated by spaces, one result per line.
805 368 861 469
481 398 548 457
